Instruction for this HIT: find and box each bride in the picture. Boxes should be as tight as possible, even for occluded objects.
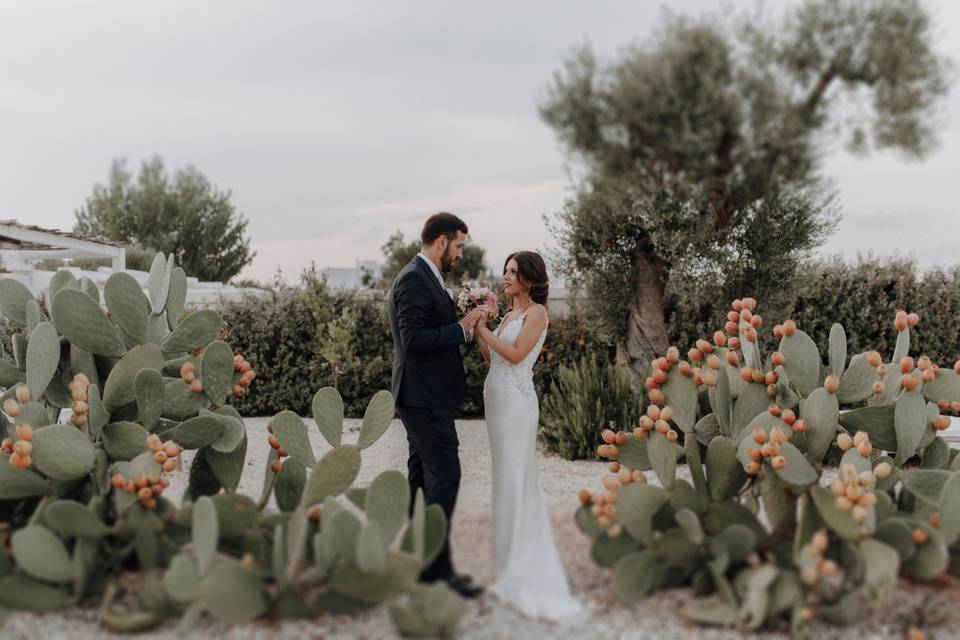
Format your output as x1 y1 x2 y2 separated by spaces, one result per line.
474 251 582 620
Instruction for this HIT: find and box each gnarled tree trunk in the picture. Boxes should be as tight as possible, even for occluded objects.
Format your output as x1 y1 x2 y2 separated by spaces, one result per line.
617 238 670 391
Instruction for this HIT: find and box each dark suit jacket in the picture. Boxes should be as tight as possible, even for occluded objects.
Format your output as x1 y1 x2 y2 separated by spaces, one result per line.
388 256 467 408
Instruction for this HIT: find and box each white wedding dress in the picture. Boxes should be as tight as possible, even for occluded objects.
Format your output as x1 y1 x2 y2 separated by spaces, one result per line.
482 311 583 620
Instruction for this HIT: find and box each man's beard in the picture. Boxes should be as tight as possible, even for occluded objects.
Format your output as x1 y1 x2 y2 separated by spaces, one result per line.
440 249 457 273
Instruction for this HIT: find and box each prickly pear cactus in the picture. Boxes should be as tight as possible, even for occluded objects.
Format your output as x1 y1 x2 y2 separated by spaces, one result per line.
577 299 960 637
0 261 463 636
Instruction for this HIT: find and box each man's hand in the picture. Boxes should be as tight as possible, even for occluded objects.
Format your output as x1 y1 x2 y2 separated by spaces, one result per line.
459 308 484 335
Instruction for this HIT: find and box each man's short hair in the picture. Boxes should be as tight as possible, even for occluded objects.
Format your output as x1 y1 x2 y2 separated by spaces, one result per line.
421 212 468 245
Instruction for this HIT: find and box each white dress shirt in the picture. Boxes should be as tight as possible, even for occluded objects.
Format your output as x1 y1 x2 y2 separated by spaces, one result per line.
417 253 469 342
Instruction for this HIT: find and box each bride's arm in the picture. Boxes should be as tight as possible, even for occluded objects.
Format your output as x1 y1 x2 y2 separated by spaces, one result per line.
475 305 548 365
477 331 491 363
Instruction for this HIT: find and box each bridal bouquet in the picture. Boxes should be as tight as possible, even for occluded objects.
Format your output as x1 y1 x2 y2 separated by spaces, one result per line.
457 283 500 317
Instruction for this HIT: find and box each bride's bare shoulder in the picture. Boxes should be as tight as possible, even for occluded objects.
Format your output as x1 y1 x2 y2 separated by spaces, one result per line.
526 304 548 325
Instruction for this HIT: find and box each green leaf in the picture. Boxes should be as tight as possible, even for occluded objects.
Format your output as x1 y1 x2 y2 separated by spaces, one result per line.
272 410 316 467
25 322 59 400
166 267 188 328
164 554 200 604
707 436 746 501
895 388 928 464
801 387 839 462
275 458 307 512
160 309 224 354
661 367 697 432
900 469 952 506
938 471 960 545
300 445 361 507
169 415 224 449
0 458 49 499
44 500 111 539
613 550 659 602
31 424 97 481
779 329 821 397
773 442 818 488
0 575 72 610
200 340 235 406
134 368 165 432
147 253 173 315
11 525 72 583
356 522 388 575
837 353 881 404
828 323 847 378
103 272 150 344
357 390 394 450
50 288 126 357
102 421 149 461
102 343 164 410
617 434 652 471
0 278 36 325
861 539 899 603
838 405 897 451
615 483 668 544
365 469 410 544
199 564 266 622
809 485 862 541
647 431 677 490
730 383 769 438
192 496 218 575
312 386 344 448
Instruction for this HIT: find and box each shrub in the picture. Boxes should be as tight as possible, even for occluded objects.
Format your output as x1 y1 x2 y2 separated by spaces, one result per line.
220 271 615 418
540 354 644 460
0 259 463 634
576 297 960 635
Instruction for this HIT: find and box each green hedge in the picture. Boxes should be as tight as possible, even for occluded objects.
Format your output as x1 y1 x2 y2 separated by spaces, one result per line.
221 275 615 417
665 255 960 363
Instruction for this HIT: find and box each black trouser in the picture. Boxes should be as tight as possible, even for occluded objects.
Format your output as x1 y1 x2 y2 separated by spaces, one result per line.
396 406 461 582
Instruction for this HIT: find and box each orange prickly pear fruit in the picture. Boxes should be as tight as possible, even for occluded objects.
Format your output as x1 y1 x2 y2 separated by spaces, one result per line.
772 456 786 470
648 389 665 405
653 370 667 384
752 427 767 445
15 386 30 404
731 299 743 311
746 461 760 475
728 337 740 350
665 429 678 442
579 490 592 505
726 350 738 366
922 369 936 383
12 441 32 456
773 324 784 339
15 424 33 442
900 374 920 391
824 375 839 394
748 448 762 462
768 405 781 417
688 348 702 363
2 399 19 417
918 355 932 371
163 442 180 458
750 314 762 329
608 462 620 473
938 399 950 411
767 383 778 397
782 320 797 337
907 312 920 327
741 297 756 310
740 367 754 383
934 416 951 430
706 355 721 370
771 351 785 366
866 352 882 367
873 381 885 395
792 419 807 433
725 321 739 334
900 356 915 374
660 406 674 422
601 429 615 444
162 458 177 472
780 409 796 425
894 313 908 331
837 433 853 451
678 361 692 377
751 369 765 384
764 371 777 385
912 529 929 544
614 431 627 446
111 474 125 488
666 346 680 363
701 370 717 387
696 339 713 354
713 331 726 347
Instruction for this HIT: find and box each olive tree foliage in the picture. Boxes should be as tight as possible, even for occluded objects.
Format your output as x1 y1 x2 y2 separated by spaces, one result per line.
540 0 951 388
74 156 255 283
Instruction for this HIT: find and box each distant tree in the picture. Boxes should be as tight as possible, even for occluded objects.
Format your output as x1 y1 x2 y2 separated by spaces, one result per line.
74 157 255 282
540 0 951 388
367 230 489 288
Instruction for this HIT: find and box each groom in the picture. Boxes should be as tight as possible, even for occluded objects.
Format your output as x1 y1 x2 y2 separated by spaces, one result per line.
387 212 485 598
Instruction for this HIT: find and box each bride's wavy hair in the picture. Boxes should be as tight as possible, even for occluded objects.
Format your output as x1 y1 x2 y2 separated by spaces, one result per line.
504 251 549 307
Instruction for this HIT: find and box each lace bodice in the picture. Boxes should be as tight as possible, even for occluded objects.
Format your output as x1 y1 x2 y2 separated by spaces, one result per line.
485 311 547 401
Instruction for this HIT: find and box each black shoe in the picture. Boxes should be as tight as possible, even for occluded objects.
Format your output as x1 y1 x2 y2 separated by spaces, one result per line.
446 574 483 599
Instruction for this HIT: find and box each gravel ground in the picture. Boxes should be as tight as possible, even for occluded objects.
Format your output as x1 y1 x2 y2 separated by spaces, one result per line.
5 418 960 639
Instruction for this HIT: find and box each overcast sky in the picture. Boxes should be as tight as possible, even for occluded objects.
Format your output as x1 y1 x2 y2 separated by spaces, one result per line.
1 1 958 283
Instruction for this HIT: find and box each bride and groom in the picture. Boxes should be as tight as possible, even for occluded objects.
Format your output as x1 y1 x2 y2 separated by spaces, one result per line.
387 212 582 620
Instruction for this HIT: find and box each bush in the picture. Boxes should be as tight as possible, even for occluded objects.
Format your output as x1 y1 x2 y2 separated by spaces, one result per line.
540 354 643 460
665 255 960 362
220 272 615 418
